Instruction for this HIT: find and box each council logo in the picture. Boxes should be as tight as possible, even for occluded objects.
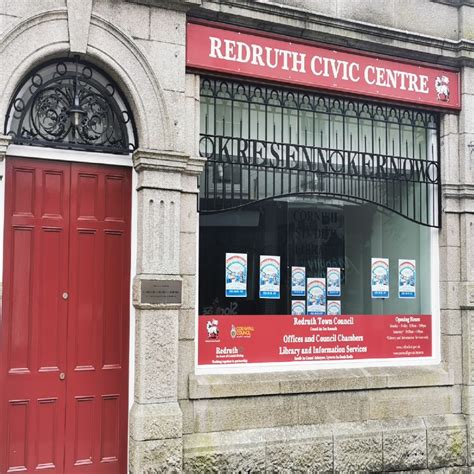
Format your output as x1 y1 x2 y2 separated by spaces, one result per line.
435 76 450 102
206 319 219 339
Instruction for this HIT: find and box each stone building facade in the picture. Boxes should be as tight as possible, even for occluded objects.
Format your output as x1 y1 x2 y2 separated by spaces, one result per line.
0 0 473 472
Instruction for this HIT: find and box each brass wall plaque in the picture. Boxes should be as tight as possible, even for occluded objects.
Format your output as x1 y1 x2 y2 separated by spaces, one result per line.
141 280 182 304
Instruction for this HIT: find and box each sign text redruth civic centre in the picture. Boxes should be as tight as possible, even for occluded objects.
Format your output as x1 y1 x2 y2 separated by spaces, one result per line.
187 22 460 110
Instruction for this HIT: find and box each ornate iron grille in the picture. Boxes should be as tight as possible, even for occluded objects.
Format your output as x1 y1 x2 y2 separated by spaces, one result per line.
5 57 137 154
199 77 440 227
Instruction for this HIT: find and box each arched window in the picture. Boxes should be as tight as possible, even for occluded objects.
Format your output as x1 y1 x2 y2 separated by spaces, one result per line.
5 57 137 154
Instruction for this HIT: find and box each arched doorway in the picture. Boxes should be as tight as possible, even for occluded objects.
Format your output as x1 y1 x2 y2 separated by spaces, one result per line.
1 57 136 473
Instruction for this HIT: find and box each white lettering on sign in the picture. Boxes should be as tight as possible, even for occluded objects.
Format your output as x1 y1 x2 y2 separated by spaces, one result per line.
310 56 360 83
364 66 429 93
188 23 461 109
209 36 430 94
209 36 307 73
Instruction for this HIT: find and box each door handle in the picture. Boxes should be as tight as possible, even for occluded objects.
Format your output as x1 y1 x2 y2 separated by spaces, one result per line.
59 372 66 380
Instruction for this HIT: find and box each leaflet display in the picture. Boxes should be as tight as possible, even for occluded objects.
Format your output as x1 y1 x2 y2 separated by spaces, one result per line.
327 300 341 315
225 253 248 298
259 255 281 299
399 259 416 299
291 266 306 297
291 300 306 316
371 258 390 299
307 278 326 315
327 268 341 297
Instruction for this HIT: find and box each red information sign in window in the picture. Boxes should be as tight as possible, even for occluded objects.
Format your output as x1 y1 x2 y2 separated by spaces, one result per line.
187 22 460 110
198 314 432 366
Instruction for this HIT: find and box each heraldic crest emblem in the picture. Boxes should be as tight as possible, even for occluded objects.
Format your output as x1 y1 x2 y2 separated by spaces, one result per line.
435 76 450 102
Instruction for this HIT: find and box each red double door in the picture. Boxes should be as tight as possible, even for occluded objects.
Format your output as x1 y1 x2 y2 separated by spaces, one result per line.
0 158 131 473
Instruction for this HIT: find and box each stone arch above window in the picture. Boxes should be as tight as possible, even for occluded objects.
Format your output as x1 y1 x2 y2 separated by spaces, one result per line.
5 56 137 154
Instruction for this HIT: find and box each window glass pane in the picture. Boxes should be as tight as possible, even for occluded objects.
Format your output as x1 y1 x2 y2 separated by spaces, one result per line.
197 78 440 368
199 197 431 316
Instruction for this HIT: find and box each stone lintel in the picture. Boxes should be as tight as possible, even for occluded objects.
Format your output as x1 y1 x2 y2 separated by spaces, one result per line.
130 401 183 441
133 148 206 177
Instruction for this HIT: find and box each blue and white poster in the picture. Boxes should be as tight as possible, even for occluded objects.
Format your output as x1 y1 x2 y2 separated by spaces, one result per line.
327 300 341 315
327 267 341 297
291 300 306 316
291 266 306 297
225 253 248 297
399 259 416 299
259 255 281 299
371 258 389 299
307 278 326 315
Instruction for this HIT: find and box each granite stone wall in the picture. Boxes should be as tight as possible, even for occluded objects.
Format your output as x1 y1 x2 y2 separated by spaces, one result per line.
0 0 473 471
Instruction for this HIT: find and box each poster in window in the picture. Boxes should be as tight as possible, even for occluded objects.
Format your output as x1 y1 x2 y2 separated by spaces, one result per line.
327 267 341 297
371 258 389 299
291 300 306 316
291 266 306 297
259 255 281 299
307 277 326 315
225 253 248 298
399 259 416 299
327 300 341 315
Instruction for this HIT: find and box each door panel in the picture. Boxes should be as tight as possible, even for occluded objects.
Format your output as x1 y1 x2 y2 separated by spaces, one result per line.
100 395 121 462
64 163 131 473
1 158 131 474
1 158 70 473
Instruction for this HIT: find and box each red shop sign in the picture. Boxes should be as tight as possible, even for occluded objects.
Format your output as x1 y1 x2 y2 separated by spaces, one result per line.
187 22 460 110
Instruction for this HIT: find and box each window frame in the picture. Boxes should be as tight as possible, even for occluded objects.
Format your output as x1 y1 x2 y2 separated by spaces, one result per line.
195 75 442 374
